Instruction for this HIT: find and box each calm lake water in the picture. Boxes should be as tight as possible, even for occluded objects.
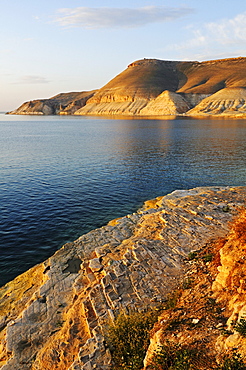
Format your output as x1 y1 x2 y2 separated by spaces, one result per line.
0 114 246 286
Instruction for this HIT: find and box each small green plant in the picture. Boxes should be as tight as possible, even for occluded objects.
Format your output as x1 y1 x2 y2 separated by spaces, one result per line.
150 346 246 370
149 343 198 370
205 297 222 314
182 277 193 290
163 289 181 310
222 205 230 213
55 320 64 327
217 351 246 369
106 309 159 370
235 317 246 337
187 251 198 261
202 253 213 262
174 348 196 370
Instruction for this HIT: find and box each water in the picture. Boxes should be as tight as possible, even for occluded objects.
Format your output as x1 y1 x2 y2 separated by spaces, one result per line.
0 114 246 286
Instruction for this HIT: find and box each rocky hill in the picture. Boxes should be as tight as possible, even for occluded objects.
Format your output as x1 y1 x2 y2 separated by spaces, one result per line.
8 91 96 116
8 57 246 118
188 87 246 117
0 186 246 369
138 90 190 116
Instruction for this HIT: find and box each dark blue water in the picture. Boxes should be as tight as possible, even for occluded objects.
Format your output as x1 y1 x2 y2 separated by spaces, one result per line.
1 114 246 286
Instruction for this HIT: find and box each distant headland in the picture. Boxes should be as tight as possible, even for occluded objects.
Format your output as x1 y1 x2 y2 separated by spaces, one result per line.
8 57 246 118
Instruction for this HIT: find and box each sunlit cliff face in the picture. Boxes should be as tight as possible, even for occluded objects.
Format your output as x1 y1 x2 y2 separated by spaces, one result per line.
144 208 246 369
9 57 246 117
213 209 246 357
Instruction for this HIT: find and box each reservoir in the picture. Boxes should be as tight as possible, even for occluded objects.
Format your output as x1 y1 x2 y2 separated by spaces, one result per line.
0 114 246 286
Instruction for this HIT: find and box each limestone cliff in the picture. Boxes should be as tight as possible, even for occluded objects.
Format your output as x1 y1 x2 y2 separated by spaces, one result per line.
9 57 246 118
8 91 96 115
74 57 246 117
0 186 245 369
143 206 246 369
139 90 190 116
213 209 246 357
74 59 183 116
187 87 246 117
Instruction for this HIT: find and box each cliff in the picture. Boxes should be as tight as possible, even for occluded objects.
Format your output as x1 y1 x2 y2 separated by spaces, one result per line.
8 91 96 115
138 90 190 116
188 87 246 117
8 57 246 118
0 186 246 369
144 206 246 369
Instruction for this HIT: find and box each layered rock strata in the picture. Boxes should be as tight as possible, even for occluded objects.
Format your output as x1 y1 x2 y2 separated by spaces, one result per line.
8 91 96 115
74 59 182 116
0 186 245 369
8 57 246 118
143 207 246 368
139 90 190 116
188 87 246 116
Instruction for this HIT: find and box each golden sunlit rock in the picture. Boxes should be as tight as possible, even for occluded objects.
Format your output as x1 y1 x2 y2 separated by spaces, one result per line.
8 57 246 118
0 186 245 369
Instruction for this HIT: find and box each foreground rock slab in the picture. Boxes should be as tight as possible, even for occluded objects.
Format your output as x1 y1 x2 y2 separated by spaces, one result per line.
0 186 245 369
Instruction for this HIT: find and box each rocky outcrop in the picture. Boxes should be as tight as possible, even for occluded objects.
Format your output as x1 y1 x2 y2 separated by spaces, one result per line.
139 90 190 116
9 57 246 118
213 209 246 357
187 87 246 116
7 91 96 115
74 99 149 116
179 93 211 108
74 57 246 117
0 186 245 369
74 59 183 116
143 206 246 369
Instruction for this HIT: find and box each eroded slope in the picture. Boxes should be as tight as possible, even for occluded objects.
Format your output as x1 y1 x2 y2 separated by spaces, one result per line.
8 91 96 115
144 208 246 369
187 87 246 116
8 57 246 117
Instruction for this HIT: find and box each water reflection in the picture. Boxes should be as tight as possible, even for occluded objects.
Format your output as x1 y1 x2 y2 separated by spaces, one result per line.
104 118 246 203
0 116 246 286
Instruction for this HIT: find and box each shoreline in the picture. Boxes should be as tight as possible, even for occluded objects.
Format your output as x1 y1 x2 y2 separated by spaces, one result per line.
6 111 246 119
1 186 245 369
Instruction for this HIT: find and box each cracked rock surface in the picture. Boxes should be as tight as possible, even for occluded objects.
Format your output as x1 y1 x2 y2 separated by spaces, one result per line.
0 186 245 369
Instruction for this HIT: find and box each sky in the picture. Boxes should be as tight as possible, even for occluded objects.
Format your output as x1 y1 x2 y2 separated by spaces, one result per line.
0 0 246 111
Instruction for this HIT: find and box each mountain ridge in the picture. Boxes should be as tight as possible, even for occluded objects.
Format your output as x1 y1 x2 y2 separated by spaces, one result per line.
8 56 246 118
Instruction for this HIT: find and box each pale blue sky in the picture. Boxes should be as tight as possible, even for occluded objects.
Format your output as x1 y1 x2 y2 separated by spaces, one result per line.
1 0 245 111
